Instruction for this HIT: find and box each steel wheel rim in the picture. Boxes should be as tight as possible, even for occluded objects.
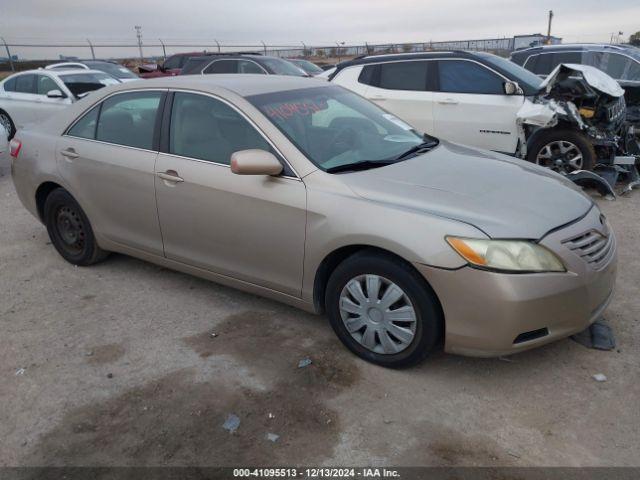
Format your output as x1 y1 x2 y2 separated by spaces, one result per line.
55 205 86 255
535 140 583 173
338 274 417 355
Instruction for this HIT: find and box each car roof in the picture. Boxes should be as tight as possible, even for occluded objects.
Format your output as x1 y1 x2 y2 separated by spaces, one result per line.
333 50 479 70
48 68 113 77
512 43 639 55
5 68 109 78
110 73 324 97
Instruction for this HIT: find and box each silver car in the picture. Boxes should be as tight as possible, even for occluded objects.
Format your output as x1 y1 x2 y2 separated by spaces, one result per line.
9 75 617 367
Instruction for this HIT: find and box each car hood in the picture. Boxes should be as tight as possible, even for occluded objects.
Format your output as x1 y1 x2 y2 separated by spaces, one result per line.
341 141 593 239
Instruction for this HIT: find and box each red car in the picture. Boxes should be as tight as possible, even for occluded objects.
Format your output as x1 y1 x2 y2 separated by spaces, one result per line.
138 52 207 78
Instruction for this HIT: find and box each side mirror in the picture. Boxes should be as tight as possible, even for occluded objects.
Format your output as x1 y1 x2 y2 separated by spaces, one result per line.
231 149 283 176
46 89 65 99
504 81 523 95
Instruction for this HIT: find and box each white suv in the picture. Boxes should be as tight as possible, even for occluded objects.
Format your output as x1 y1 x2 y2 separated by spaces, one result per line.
328 51 629 174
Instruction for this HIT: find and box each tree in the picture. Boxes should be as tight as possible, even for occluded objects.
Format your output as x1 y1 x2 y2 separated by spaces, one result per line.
630 31 640 46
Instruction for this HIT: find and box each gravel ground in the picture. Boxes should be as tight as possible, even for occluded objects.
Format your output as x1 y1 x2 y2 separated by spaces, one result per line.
0 152 638 467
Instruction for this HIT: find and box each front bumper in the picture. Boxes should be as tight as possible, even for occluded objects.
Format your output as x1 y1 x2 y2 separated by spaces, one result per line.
416 206 617 357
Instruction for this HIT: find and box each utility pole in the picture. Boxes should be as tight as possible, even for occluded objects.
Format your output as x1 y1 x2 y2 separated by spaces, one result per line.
1 37 14 71
159 38 166 60
546 10 554 44
134 25 143 63
87 39 96 60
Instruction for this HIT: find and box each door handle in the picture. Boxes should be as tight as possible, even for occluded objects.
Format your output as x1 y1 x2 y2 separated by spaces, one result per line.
371 96 387 101
438 98 459 105
60 148 79 159
156 170 184 183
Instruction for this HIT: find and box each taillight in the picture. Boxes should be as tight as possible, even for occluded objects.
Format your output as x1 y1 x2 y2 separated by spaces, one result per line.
9 139 22 158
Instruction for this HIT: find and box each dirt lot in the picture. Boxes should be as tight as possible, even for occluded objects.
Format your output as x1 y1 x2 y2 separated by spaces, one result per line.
0 152 639 468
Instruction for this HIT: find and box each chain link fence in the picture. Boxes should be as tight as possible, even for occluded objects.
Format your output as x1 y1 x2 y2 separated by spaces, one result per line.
0 34 561 72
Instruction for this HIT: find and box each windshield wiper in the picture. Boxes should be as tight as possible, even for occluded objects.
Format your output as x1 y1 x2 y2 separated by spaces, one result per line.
392 140 439 162
325 160 394 174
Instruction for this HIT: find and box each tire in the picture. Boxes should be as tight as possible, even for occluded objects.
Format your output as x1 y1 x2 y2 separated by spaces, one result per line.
43 188 109 266
325 250 443 368
0 110 16 141
526 128 596 173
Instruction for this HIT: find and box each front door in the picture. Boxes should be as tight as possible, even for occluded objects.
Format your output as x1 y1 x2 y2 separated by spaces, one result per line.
432 59 523 154
56 90 165 255
154 92 306 297
34 73 73 122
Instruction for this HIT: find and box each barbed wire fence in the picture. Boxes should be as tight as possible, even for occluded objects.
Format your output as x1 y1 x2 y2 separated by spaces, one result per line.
0 35 556 71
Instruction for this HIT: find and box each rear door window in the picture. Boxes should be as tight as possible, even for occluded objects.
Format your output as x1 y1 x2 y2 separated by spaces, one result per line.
535 52 582 74
15 74 36 94
95 91 163 149
437 60 504 94
163 56 182 70
378 61 429 91
203 60 238 74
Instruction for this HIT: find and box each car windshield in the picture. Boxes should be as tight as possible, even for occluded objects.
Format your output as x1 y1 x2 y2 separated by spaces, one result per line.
290 59 324 75
248 85 435 172
59 72 120 98
259 57 308 76
85 62 138 79
476 52 543 94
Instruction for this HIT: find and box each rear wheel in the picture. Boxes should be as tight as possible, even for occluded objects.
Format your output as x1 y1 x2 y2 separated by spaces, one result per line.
0 110 15 141
527 128 596 174
325 250 442 368
44 188 109 266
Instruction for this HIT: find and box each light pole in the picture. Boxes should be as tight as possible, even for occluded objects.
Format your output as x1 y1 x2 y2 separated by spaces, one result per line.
335 41 345 62
135 25 143 63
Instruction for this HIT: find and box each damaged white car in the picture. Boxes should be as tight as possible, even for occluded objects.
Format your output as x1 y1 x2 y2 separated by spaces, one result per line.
329 52 639 186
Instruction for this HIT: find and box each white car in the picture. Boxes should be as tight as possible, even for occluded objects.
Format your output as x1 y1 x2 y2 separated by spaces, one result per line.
45 60 141 83
328 51 628 173
0 69 120 138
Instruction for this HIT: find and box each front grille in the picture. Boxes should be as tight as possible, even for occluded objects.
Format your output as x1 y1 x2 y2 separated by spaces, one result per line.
607 96 626 123
562 229 615 270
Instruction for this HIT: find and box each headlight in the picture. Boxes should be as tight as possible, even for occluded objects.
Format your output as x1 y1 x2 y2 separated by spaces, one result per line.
446 237 566 273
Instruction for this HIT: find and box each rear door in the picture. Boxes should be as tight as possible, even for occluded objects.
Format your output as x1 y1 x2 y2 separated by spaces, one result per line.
57 90 165 254
432 59 523 153
202 59 239 75
1 74 40 129
154 91 306 296
363 60 435 134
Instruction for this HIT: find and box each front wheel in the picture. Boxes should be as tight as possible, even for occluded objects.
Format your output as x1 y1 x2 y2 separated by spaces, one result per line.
44 188 109 266
526 128 596 174
325 250 443 368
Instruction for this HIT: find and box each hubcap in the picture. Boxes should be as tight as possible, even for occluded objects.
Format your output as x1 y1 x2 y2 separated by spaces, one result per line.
338 275 417 355
55 206 85 254
535 140 583 173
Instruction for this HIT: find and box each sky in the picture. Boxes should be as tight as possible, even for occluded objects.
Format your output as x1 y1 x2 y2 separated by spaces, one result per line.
1 0 639 59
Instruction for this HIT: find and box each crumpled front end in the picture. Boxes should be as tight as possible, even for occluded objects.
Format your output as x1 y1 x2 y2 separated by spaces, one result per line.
516 63 629 161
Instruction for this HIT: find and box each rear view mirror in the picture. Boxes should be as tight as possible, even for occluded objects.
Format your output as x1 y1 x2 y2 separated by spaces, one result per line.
504 81 523 95
231 149 283 176
46 89 65 99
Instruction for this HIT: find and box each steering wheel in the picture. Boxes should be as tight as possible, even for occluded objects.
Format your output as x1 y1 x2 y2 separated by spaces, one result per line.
328 127 360 156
